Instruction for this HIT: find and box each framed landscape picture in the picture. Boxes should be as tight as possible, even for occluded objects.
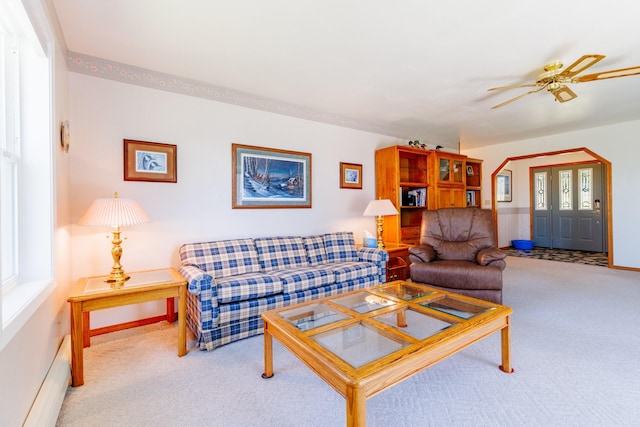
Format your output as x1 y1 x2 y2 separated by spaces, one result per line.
124 139 177 183
339 162 363 189
232 143 312 208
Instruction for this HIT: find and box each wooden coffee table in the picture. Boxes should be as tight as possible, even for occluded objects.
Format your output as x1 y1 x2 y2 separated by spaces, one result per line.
261 281 513 426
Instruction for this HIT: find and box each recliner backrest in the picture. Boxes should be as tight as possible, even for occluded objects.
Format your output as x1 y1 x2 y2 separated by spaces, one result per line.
419 208 497 261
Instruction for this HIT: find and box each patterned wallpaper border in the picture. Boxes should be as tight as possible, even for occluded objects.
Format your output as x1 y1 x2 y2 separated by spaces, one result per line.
67 51 403 138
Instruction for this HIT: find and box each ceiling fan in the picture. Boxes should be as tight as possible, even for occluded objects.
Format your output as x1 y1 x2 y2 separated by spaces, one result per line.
488 54 640 109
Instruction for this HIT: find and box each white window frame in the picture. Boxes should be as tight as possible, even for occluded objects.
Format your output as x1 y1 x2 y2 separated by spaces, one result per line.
0 0 55 351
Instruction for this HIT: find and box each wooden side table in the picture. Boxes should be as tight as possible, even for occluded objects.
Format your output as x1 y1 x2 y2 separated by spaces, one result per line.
383 243 411 281
68 268 187 386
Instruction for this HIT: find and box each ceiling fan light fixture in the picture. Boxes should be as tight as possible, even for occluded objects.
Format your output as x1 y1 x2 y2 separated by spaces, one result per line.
552 86 577 103
489 54 640 109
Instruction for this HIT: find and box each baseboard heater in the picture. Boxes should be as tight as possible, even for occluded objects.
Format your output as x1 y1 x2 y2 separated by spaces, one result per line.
24 335 71 427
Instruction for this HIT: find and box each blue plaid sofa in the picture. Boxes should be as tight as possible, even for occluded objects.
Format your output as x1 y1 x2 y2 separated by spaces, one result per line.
178 231 388 350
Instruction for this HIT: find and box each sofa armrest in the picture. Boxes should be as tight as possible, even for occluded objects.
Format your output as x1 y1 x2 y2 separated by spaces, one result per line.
357 247 389 283
179 264 216 297
477 247 507 269
357 247 389 264
409 245 436 263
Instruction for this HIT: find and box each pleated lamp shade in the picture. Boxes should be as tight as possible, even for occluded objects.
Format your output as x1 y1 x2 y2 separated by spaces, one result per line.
363 199 398 217
78 193 150 227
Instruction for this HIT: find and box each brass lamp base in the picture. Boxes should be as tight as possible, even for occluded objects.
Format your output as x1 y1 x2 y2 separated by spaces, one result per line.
376 215 386 249
104 227 130 288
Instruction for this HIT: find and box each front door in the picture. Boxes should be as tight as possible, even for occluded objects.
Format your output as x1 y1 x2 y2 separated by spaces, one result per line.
532 162 606 252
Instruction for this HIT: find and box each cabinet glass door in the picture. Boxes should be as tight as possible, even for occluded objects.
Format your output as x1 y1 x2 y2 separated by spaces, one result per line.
453 160 464 183
439 159 450 181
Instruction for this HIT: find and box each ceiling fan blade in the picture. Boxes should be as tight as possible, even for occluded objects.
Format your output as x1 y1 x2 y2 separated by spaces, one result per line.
491 84 548 109
550 85 577 103
559 54 605 78
573 65 640 82
487 83 539 91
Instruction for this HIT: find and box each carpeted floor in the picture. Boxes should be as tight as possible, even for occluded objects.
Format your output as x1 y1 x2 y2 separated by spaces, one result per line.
56 256 640 426
503 247 608 267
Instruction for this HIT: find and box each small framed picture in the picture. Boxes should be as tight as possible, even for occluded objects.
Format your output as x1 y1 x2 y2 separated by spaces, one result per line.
340 162 362 189
466 165 474 176
496 169 512 202
124 139 177 183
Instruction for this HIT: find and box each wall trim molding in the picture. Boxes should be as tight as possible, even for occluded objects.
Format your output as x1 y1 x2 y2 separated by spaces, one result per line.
23 335 71 427
67 51 405 139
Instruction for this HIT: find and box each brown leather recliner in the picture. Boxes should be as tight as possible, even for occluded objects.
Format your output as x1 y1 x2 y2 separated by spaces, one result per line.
409 208 506 304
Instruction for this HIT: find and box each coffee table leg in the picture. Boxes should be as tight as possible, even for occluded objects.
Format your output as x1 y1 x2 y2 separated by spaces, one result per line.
262 324 274 379
396 308 407 328
499 317 514 373
346 386 366 427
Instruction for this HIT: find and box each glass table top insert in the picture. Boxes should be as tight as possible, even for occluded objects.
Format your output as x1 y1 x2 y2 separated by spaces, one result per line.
373 307 455 340
331 291 397 313
278 302 351 331
419 295 492 319
375 281 436 301
310 321 412 368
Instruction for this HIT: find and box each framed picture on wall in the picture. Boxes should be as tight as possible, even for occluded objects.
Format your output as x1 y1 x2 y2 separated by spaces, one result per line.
496 169 512 202
232 143 312 208
124 139 177 183
339 162 363 189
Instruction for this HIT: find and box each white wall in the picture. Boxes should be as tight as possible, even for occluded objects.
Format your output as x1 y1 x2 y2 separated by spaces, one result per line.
463 121 640 269
68 73 401 327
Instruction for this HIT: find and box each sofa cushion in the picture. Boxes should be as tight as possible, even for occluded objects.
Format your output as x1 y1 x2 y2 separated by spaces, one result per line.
323 261 378 283
255 236 309 271
267 267 334 293
303 235 327 266
216 272 283 303
180 239 261 279
324 232 359 263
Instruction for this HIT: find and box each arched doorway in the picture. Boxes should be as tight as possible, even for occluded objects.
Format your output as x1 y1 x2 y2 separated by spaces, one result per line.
491 147 612 268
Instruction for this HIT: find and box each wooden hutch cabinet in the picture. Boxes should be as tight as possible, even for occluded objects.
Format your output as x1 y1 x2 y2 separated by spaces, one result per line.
375 145 483 245
375 145 429 245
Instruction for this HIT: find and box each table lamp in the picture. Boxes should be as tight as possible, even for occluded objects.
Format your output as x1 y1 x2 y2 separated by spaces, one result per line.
363 199 398 249
78 192 151 286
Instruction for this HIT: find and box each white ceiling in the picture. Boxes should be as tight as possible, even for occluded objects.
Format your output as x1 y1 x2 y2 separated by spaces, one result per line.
52 0 640 150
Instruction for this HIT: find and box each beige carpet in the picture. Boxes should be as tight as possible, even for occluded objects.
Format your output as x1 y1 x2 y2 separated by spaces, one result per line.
57 257 640 426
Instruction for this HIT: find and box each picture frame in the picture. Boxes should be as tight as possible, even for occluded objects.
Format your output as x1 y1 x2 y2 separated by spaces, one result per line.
466 165 474 176
124 139 177 183
232 143 312 208
339 162 363 189
496 169 512 202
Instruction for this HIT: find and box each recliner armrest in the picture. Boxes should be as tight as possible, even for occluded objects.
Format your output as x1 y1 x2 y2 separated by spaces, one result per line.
477 247 506 268
409 245 436 263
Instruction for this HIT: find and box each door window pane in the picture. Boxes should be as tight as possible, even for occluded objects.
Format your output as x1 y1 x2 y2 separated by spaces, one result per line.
559 170 572 210
578 168 592 210
535 172 547 210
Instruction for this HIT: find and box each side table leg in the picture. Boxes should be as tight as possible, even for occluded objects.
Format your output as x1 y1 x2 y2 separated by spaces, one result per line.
346 385 366 427
177 286 187 357
70 302 85 386
261 324 274 379
499 316 514 373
